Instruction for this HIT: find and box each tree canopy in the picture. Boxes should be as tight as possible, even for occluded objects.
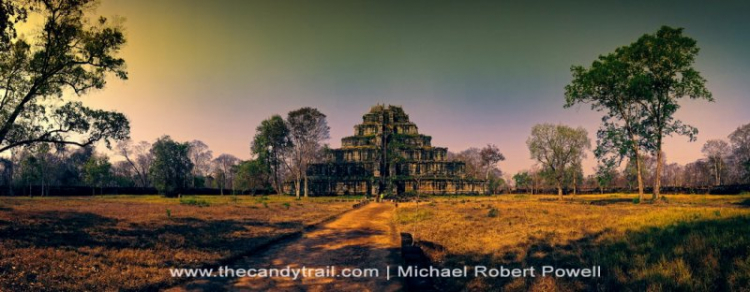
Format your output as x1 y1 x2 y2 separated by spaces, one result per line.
0 0 129 153
148 136 192 197
566 26 711 200
251 115 291 195
527 123 590 199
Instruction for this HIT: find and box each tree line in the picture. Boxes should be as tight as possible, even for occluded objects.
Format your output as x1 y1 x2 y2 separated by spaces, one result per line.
1 3 745 198
512 122 750 196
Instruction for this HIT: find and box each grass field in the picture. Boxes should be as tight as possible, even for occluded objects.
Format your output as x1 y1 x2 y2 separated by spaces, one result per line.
395 194 750 291
0 195 357 291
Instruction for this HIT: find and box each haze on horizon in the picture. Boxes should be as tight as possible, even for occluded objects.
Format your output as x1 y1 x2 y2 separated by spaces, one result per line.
65 0 749 175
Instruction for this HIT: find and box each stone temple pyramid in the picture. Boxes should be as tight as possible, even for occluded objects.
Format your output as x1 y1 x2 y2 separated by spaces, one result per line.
306 104 483 196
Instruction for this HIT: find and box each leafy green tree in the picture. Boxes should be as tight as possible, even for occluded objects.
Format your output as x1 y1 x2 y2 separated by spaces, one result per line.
513 171 531 194
626 26 712 199
594 159 618 194
83 155 111 195
566 26 711 200
234 159 268 195
527 124 591 200
148 136 193 197
565 38 648 200
251 115 291 195
0 0 130 153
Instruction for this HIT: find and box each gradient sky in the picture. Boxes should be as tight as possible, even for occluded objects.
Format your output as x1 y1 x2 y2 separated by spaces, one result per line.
67 0 750 175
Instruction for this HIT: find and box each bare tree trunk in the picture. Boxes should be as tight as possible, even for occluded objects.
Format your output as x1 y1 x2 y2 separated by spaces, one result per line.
295 173 301 199
304 174 308 198
557 183 563 200
572 172 577 196
633 146 645 203
485 167 490 195
654 148 663 200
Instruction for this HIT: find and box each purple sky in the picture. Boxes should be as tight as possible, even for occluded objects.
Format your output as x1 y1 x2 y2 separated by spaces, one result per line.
74 0 749 175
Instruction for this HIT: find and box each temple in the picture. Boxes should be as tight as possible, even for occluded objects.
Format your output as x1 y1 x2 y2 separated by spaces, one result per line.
306 104 483 196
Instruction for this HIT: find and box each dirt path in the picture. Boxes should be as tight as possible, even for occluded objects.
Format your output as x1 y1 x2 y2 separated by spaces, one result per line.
168 203 403 292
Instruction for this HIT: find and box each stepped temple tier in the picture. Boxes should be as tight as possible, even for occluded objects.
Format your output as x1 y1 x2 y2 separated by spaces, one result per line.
306 105 483 196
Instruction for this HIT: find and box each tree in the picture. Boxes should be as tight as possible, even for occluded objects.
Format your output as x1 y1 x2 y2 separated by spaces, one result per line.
566 26 711 201
83 154 111 195
234 159 268 195
18 151 40 196
513 171 531 194
251 115 291 195
148 136 192 197
453 148 483 178
0 0 130 153
701 139 730 186
594 160 618 194
479 144 505 194
188 140 213 187
527 124 591 200
567 160 584 195
729 123 750 184
566 39 650 201
627 26 712 199
212 154 239 195
116 140 152 187
286 107 329 198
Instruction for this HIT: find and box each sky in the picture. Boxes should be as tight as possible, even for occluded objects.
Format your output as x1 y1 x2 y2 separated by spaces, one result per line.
53 0 750 175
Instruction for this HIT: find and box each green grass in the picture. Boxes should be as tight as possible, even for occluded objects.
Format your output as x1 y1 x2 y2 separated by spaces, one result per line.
179 196 210 207
394 194 750 291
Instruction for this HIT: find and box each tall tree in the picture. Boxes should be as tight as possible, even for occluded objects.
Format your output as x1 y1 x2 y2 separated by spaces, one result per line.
148 136 192 197
513 171 531 194
234 159 268 195
251 115 291 195
526 124 591 200
594 159 618 194
565 40 649 201
188 140 213 187
213 154 239 195
286 107 329 198
729 123 750 184
627 26 712 199
116 140 152 187
0 0 130 153
83 154 111 195
566 26 711 201
701 139 730 186
479 144 505 194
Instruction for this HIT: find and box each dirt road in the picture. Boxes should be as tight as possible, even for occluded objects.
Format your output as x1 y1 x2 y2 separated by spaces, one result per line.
169 203 403 292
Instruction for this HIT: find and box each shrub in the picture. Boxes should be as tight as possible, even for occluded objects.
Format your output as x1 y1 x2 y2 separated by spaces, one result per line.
179 197 210 207
487 208 499 218
282 202 291 209
633 197 640 204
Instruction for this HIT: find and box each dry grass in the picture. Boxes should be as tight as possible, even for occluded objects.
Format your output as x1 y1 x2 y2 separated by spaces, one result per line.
0 195 355 291
396 194 750 291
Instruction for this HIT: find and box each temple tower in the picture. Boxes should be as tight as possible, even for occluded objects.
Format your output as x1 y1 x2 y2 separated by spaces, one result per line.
305 105 483 196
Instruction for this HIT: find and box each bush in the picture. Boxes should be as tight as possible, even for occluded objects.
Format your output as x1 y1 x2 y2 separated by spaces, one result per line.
179 197 210 207
633 197 640 204
487 208 499 218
